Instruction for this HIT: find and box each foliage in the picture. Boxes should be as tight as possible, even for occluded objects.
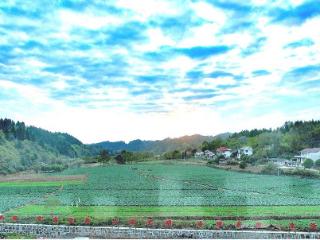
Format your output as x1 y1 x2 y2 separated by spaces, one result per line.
226 160 238 165
284 168 320 178
315 159 320 168
163 150 182 160
201 138 225 151
207 158 219 165
201 120 320 163
261 163 278 174
0 118 95 174
239 161 247 169
115 154 125 164
303 159 314 169
98 150 111 163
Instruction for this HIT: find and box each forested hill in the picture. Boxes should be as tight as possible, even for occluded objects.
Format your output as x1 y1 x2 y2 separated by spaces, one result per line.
0 118 93 174
90 134 220 154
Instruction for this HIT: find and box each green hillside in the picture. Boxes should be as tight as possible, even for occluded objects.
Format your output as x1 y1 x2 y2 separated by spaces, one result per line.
0 118 93 174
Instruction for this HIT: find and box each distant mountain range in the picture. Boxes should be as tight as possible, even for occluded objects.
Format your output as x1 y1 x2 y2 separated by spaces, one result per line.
90 134 224 154
0 117 229 174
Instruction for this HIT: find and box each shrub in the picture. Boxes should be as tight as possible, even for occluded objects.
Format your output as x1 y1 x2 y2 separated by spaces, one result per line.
315 159 320 168
261 163 278 174
303 159 314 169
285 168 320 178
40 164 67 172
239 161 247 169
207 158 219 165
226 160 238 165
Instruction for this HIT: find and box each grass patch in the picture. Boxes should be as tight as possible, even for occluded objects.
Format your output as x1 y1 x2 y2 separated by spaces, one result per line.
4 205 320 231
7 205 320 219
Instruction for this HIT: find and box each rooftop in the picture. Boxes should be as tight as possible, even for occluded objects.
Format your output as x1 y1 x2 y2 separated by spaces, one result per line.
301 148 320 154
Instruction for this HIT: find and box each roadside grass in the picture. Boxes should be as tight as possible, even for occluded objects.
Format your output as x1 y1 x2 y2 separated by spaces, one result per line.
4 205 320 231
0 233 36 239
6 205 320 219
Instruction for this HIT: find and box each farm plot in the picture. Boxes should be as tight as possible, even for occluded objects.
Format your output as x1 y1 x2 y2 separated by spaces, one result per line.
0 175 86 212
45 164 320 206
3 163 320 221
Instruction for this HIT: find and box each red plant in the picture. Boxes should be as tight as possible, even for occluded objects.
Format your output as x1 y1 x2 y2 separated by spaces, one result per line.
84 216 91 225
255 222 262 229
310 222 317 231
112 218 119 226
128 218 137 226
36 216 44 222
289 222 295 231
52 216 59 224
235 220 241 229
146 218 153 227
0 215 4 221
164 219 173 228
215 220 224 229
196 220 205 229
11 215 18 222
68 217 75 225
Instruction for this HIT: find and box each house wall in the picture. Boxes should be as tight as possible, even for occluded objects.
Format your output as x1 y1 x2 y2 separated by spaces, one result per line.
302 152 320 161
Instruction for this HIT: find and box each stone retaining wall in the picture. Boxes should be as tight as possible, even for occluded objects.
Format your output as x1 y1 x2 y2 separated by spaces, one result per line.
1 223 320 239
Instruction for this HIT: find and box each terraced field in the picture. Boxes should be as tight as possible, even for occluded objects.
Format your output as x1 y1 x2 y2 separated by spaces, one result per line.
2 163 320 229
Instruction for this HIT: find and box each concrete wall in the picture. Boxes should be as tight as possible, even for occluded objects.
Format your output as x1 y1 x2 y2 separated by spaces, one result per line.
1 223 320 239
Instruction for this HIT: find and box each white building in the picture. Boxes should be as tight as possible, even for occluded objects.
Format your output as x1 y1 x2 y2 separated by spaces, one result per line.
271 158 300 167
195 151 204 158
300 148 320 161
194 150 215 159
204 150 215 159
237 146 253 159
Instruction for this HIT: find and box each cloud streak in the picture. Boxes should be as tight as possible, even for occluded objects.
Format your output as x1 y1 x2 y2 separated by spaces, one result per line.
0 0 319 142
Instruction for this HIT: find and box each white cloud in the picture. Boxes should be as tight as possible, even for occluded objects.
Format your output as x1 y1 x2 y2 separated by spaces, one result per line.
191 1 226 25
58 10 123 30
115 0 181 20
135 28 175 51
1 0 320 143
178 23 222 48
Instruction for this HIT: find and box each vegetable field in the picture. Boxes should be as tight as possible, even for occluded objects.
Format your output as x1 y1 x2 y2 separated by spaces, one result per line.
2 163 320 226
50 163 320 206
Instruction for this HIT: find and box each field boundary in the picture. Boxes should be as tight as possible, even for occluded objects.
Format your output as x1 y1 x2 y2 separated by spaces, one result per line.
0 174 87 183
1 223 320 239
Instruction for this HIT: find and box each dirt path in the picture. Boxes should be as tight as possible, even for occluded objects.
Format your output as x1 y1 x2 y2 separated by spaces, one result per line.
0 174 87 183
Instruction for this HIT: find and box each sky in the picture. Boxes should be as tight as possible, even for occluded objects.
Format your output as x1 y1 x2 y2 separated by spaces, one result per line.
0 0 320 143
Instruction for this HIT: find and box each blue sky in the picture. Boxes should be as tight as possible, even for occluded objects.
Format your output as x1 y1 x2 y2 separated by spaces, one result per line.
0 0 320 143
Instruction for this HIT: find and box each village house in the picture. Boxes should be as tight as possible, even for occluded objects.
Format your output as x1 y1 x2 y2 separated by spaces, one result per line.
204 150 215 159
216 147 232 158
292 148 320 166
270 158 300 167
194 151 204 158
194 150 215 159
237 146 253 159
300 148 320 161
